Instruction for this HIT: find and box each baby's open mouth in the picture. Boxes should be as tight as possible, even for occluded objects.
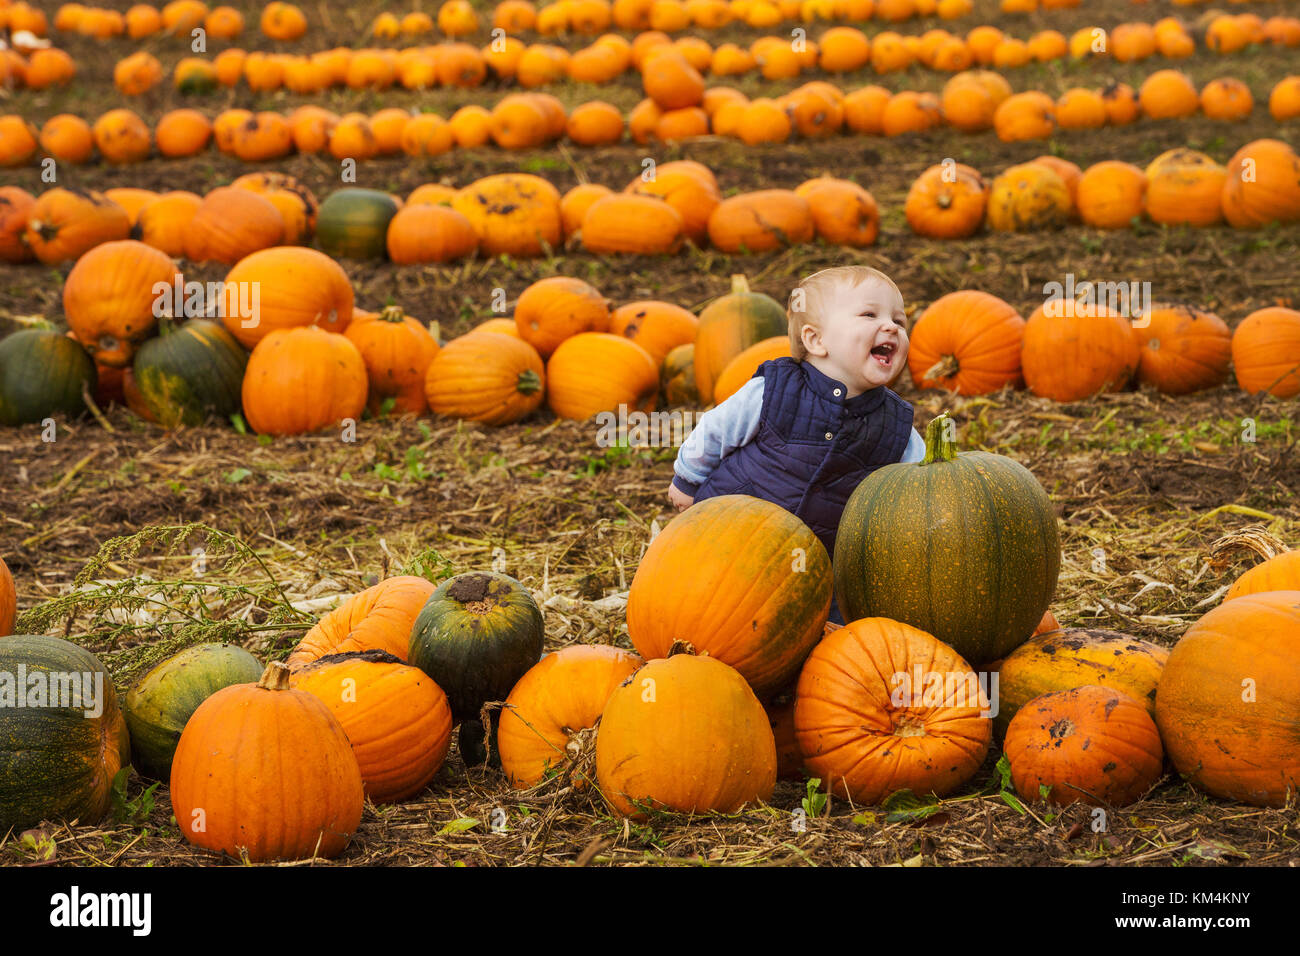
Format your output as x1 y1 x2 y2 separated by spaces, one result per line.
870 342 896 367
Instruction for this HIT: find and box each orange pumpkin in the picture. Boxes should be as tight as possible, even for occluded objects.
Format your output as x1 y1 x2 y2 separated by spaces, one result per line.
712 336 790 403
170 662 364 862
904 162 988 239
1156 591 1300 807
908 290 1025 395
794 177 879 247
707 190 814 253
344 306 441 415
38 115 95 164
498 645 643 788
136 191 202 258
993 91 1055 141
221 246 353 349
1221 139 1300 229
0 187 36 264
155 109 213 158
1005 686 1163 807
1231 307 1300 398
582 194 685 255
1021 300 1140 401
289 651 452 804
242 327 368 436
451 174 563 258
546 333 658 420
424 333 546 425
184 187 284 266
514 276 610 358
1076 161 1146 229
608 301 698 365
1133 306 1231 395
0 555 14 636
1139 69 1199 119
1144 148 1227 227
102 189 158 226
92 109 152 164
63 240 180 368
560 183 613 237
1225 550 1300 601
624 160 720 246
795 617 992 804
230 172 318 245
287 576 436 668
23 189 131 265
1200 77 1254 121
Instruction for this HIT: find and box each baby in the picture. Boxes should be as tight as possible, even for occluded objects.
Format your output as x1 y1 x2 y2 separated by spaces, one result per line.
667 266 925 621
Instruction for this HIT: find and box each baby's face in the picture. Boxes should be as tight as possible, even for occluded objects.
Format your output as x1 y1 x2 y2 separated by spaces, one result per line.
806 276 909 395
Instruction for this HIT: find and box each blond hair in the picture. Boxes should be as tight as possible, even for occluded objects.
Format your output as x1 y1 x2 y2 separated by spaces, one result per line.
786 266 904 361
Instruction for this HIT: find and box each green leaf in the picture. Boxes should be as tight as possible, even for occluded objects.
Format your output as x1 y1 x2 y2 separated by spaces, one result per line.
225 467 252 484
256 433 273 446
882 789 942 823
229 412 247 435
1000 790 1026 815
438 817 481 835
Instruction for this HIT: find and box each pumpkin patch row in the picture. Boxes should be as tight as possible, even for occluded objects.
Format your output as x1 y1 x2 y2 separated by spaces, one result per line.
44 1 306 41
60 13 1300 104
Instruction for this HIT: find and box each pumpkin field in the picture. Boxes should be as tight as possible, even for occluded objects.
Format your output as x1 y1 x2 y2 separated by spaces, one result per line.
0 0 1299 872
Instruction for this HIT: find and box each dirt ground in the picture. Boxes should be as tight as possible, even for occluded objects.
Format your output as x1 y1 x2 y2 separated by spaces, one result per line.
1 0 1298 865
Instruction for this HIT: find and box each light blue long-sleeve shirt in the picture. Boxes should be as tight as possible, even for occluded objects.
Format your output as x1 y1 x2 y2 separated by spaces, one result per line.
674 378 925 490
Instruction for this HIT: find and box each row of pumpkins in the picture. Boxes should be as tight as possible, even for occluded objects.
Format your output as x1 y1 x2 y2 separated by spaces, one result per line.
6 63 1300 171
79 13 1300 102
1 425 1297 861
7 1 308 41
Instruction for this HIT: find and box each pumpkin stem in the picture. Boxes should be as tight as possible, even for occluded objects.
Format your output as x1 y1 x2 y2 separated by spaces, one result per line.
922 354 960 383
667 640 697 657
378 305 406 323
257 661 292 691
729 274 750 295
1207 527 1290 573
920 413 958 465
156 314 177 337
516 368 542 396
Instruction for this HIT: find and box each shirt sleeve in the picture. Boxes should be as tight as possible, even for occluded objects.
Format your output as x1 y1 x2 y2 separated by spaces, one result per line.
900 427 925 463
672 377 765 495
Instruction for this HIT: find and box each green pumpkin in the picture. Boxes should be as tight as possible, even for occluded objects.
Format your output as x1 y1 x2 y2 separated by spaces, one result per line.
0 329 96 426
130 318 248 427
408 572 544 724
0 635 130 831
315 188 400 260
123 642 263 779
834 413 1061 666
693 275 787 403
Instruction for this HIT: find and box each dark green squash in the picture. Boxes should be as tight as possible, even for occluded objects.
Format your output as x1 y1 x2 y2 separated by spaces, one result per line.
130 318 248 427
692 275 787 403
407 571 544 725
458 709 502 770
123 642 263 779
834 413 1060 666
315 188 400 260
0 328 96 426
0 635 130 830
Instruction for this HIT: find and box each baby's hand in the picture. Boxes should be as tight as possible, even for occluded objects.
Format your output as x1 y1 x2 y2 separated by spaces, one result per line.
667 483 694 512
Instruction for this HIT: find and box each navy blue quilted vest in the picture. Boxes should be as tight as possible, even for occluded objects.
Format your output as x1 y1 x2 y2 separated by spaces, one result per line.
695 358 914 561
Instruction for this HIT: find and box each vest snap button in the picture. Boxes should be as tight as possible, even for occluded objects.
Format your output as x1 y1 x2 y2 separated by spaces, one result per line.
833 388 842 397
825 432 833 440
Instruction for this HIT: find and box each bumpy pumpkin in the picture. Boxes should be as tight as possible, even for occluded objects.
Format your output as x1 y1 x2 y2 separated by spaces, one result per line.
123 642 263 779
986 163 1071 232
595 651 777 817
795 617 992 804
170 662 364 861
907 290 1025 395
992 628 1169 739
693 274 788 401
835 414 1060 665
0 328 96 426
628 495 831 699
452 173 563 258
1021 300 1140 402
546 333 659 420
0 636 131 831
290 650 453 803
130 319 248 427
408 572 545 724
498 644 643 788
287 576 436 669
424 333 546 425
1156 591 1300 807
1005 686 1163 807
1133 306 1231 395
345 306 440 416
63 240 180 368
241 327 367 436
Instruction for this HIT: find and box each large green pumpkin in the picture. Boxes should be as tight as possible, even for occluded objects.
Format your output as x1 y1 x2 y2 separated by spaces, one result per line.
408 572 544 724
315 188 400 260
130 319 248 427
0 635 130 830
693 275 787 403
123 642 263 779
834 414 1060 666
0 328 96 426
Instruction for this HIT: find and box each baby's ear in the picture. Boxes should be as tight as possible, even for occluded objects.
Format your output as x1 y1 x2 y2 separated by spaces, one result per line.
800 323 825 356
